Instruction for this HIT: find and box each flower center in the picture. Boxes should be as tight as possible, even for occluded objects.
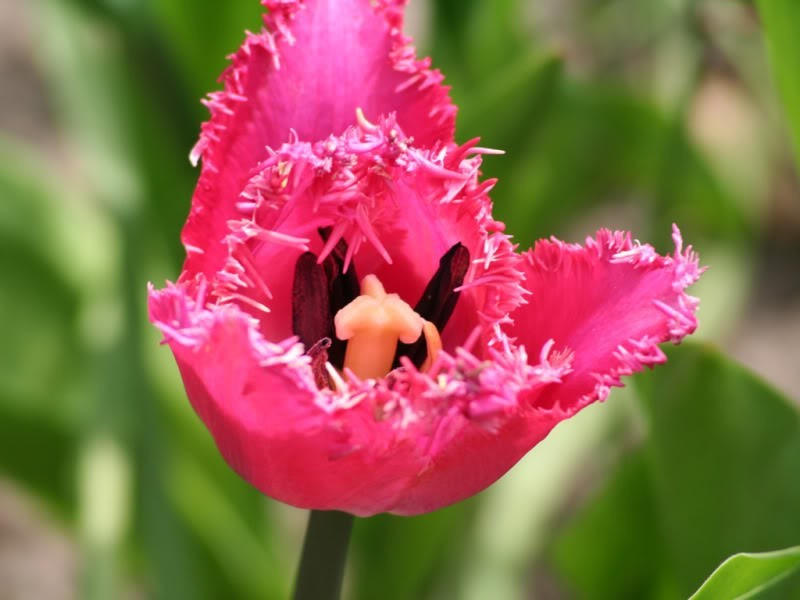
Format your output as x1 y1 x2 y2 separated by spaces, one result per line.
334 275 442 380
291 229 469 387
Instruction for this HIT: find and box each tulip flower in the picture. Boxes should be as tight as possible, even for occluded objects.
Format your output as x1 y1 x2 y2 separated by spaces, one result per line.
149 0 701 518
148 1 703 595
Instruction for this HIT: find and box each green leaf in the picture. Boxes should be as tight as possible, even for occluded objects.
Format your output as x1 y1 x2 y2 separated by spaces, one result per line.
758 0 800 169
0 409 77 516
150 0 263 104
39 0 196 268
638 344 800 593
690 546 800 600
552 344 800 598
167 454 287 600
456 52 563 149
0 136 114 294
464 78 748 252
0 141 94 432
352 501 476 600
462 0 533 83
553 455 664 599
0 242 80 417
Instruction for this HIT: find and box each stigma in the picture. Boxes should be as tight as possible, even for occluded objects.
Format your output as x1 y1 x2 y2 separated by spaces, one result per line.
335 275 442 380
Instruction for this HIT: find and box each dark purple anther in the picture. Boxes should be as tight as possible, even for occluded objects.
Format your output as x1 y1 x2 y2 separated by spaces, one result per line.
292 251 332 351
307 337 333 390
318 227 360 368
395 242 470 368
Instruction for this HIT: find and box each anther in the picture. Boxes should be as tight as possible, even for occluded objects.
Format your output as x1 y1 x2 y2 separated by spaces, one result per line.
393 242 470 368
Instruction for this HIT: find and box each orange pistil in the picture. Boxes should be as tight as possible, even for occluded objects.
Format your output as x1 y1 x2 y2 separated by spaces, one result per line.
335 275 433 380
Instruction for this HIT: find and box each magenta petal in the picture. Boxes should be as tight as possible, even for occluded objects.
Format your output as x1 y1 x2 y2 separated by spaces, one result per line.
182 0 456 280
384 337 573 515
509 226 703 415
255 0 456 147
388 412 560 515
149 281 428 516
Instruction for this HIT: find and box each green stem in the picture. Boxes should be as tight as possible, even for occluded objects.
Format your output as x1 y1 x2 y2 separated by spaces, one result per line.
293 510 355 600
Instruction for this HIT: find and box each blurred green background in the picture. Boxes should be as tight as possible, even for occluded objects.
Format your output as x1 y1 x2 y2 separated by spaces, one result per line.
1 0 799 598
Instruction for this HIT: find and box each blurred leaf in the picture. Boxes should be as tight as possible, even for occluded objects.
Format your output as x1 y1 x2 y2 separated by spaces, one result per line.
488 83 748 249
430 1 747 252
758 0 800 169
432 0 542 91
430 0 481 82
647 105 749 244
39 0 194 268
0 409 76 516
0 137 117 437
462 0 531 82
639 344 800 593
36 5 221 597
38 0 140 213
456 52 563 148
0 141 88 427
0 136 114 293
168 454 286 600
689 546 800 600
0 242 82 421
457 396 635 600
576 0 686 71
78 436 133 600
553 343 800 598
553 455 665 599
151 0 262 103
352 502 476 600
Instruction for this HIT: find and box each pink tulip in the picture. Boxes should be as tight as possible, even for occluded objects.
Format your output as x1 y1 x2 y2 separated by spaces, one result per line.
148 0 703 516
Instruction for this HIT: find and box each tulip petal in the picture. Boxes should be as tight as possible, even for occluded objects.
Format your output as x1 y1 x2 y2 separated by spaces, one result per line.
510 226 703 415
182 0 456 279
149 280 431 516
384 334 573 515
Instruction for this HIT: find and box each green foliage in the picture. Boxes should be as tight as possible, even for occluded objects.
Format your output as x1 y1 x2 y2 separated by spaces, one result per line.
353 501 477 600
689 546 800 600
553 455 664 599
554 344 800 598
758 0 800 170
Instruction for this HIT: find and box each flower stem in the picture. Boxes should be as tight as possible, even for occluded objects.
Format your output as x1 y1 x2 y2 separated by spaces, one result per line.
293 510 354 600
